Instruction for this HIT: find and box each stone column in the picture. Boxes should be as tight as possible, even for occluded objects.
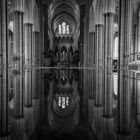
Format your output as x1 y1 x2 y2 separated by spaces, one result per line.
137 13 140 60
117 0 132 135
95 25 103 107
84 0 89 67
13 11 24 119
83 0 90 118
13 11 24 68
92 32 96 66
88 32 94 67
0 0 9 137
119 0 132 68
24 23 33 107
135 25 138 61
103 13 114 118
80 5 85 66
40 4 44 66
33 32 40 66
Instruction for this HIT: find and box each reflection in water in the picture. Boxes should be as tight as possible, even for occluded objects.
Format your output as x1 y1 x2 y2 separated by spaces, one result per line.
113 73 118 96
0 68 140 140
48 69 79 133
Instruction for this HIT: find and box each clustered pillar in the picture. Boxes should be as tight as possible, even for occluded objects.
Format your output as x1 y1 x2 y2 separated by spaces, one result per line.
136 74 140 123
118 0 132 135
32 31 40 99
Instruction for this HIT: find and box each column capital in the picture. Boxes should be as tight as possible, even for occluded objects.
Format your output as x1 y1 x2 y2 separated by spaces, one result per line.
103 114 114 119
13 10 24 15
33 31 40 34
24 23 33 26
103 12 115 17
94 104 103 108
14 115 24 120
24 105 33 108
95 24 104 27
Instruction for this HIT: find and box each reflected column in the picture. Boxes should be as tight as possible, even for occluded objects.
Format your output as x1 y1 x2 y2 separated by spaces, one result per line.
0 0 9 137
101 118 115 140
136 73 140 124
32 31 40 99
117 0 132 135
117 70 131 135
24 23 33 107
103 13 114 118
13 10 24 119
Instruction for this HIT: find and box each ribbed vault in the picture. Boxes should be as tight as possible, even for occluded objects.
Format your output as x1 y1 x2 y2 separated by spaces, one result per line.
48 0 80 35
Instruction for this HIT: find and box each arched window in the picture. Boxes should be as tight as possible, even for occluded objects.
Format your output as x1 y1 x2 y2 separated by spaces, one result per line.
113 35 118 72
62 22 66 34
58 96 69 109
8 21 14 56
113 73 118 96
58 22 70 35
66 25 70 34
58 24 62 34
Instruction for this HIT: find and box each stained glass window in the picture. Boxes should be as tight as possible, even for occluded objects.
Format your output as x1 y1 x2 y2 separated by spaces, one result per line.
58 22 70 35
58 24 62 34
66 25 70 34
62 22 66 34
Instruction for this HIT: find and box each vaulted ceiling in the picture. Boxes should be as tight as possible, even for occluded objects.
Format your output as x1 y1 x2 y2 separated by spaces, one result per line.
48 0 80 35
